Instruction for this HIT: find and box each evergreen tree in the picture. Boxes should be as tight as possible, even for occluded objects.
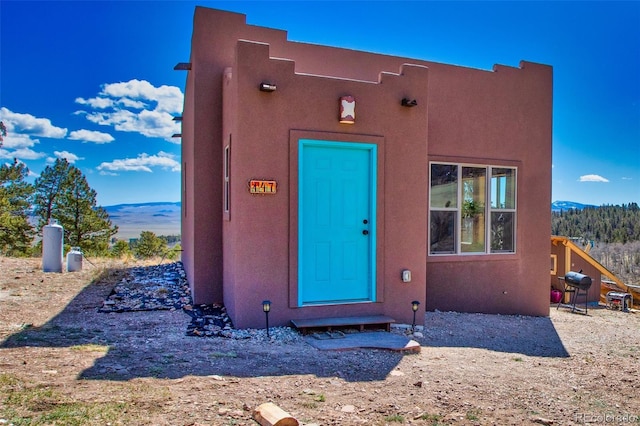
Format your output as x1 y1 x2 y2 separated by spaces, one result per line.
34 158 117 255
0 159 35 256
133 231 167 259
552 204 640 244
165 243 182 261
33 158 71 227
110 239 132 258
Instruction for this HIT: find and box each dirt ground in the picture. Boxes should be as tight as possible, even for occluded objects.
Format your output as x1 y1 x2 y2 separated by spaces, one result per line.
1 257 639 426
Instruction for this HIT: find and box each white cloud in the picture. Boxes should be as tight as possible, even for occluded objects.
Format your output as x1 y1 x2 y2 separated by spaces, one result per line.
0 133 39 150
100 80 183 113
97 151 181 174
85 109 176 139
0 147 46 160
68 129 115 144
621 177 633 180
85 109 134 126
0 107 67 138
578 174 609 183
75 97 114 109
49 151 83 164
0 107 63 161
119 98 147 109
75 79 183 142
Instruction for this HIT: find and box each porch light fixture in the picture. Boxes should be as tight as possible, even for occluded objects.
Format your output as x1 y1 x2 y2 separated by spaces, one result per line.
339 95 355 124
262 300 272 338
411 300 420 332
259 82 277 92
401 98 418 107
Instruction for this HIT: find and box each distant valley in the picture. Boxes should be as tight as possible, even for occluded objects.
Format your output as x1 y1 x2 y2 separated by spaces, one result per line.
103 200 614 241
104 202 181 241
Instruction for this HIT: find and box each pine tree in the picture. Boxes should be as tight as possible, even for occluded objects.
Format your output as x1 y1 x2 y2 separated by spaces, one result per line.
552 204 640 243
34 158 117 255
133 231 167 259
110 239 132 258
33 158 71 227
0 159 35 256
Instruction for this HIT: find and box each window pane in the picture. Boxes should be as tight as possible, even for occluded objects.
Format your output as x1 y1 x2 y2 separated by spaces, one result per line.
461 214 486 252
430 164 457 208
461 167 486 253
430 211 456 254
490 212 515 252
491 168 516 209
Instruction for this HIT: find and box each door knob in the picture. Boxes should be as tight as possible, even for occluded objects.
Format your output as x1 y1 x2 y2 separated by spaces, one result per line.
362 230 369 235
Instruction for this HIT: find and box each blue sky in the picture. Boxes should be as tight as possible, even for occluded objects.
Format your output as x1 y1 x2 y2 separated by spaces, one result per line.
1 1 638 207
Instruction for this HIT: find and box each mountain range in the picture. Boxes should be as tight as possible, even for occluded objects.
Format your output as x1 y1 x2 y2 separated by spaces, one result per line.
550 200 597 212
104 200 598 240
104 202 181 240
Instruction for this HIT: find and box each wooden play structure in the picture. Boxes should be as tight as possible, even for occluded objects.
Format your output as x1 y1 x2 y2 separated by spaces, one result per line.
551 236 638 310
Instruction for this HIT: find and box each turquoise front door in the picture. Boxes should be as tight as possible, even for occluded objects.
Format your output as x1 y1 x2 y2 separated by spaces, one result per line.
298 140 376 305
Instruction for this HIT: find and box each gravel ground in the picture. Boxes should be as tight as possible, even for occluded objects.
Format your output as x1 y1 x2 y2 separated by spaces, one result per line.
1 257 639 425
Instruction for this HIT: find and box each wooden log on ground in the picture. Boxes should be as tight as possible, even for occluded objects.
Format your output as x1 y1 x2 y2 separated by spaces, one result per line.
253 402 299 426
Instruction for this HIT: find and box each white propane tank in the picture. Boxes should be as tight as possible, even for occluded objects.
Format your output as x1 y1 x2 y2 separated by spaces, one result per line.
42 221 64 272
66 247 83 272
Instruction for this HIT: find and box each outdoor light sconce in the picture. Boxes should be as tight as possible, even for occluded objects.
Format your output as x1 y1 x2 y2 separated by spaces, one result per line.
401 98 418 107
411 300 421 332
262 300 272 338
259 82 277 92
339 95 356 124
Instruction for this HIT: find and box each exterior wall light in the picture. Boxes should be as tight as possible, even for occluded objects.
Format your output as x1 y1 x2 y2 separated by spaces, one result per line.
262 300 272 337
339 95 356 124
259 82 277 92
401 98 418 107
411 300 421 332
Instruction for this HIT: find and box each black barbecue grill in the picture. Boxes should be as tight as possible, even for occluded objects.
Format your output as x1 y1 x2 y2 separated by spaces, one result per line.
556 270 593 314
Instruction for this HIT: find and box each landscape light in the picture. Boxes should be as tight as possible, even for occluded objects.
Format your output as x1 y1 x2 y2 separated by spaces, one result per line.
262 300 271 338
411 300 420 332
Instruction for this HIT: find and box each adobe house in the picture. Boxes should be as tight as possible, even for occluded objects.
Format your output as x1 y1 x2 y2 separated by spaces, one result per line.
178 6 553 329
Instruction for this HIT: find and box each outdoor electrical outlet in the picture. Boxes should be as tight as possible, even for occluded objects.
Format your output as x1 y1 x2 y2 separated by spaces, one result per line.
402 270 412 283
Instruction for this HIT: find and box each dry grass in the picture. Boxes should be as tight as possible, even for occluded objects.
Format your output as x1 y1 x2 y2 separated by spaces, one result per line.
2 256 640 425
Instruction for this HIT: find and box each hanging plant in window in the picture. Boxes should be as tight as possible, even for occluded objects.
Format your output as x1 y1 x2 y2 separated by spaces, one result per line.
462 200 483 218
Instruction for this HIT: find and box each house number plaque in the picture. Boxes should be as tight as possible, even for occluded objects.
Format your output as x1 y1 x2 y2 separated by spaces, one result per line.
249 179 277 194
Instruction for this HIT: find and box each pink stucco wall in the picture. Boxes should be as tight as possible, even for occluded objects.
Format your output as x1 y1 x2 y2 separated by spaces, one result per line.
181 7 553 328
425 61 553 316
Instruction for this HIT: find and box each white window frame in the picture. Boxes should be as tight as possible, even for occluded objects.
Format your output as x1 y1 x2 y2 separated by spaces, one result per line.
429 162 517 256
